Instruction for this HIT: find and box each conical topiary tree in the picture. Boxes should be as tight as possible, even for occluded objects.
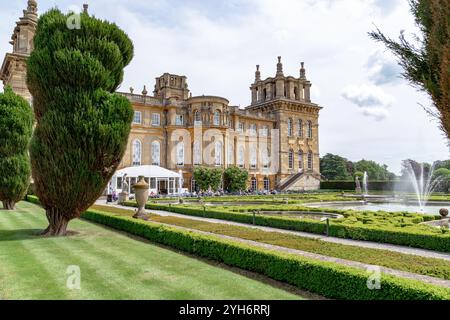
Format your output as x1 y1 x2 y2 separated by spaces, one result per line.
26 9 134 235
0 86 34 210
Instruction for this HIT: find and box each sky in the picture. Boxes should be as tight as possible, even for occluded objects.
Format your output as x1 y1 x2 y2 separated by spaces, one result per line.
1 0 449 174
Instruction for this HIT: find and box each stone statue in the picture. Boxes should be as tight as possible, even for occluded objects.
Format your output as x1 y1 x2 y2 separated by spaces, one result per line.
118 174 129 204
355 176 362 194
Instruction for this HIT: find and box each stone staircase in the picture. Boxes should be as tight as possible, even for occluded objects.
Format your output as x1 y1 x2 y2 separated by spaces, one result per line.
278 172 304 191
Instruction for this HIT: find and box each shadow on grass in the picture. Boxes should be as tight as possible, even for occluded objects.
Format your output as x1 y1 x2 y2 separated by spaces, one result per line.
0 229 44 241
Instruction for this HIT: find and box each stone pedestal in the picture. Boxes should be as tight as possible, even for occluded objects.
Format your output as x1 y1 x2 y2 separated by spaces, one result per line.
118 192 129 205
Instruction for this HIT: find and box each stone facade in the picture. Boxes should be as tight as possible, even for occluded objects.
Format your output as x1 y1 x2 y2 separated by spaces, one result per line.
119 58 322 192
0 0 37 103
1 1 322 193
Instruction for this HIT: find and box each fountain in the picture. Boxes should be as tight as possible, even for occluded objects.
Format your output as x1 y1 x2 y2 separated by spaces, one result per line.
404 162 444 212
362 172 369 197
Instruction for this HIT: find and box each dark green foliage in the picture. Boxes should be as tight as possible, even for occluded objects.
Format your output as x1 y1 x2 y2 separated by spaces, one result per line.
354 160 392 180
193 166 223 191
0 86 34 210
320 153 352 180
26 9 134 235
81 208 450 300
223 166 249 192
369 0 450 143
320 153 394 181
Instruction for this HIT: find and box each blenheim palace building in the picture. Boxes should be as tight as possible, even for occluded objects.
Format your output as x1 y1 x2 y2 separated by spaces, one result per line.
1 1 322 193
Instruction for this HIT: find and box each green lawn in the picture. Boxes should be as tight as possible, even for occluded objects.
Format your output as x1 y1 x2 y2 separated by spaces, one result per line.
0 202 303 300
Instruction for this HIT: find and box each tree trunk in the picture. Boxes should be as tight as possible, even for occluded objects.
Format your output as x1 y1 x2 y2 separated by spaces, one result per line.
2 200 16 210
41 207 70 236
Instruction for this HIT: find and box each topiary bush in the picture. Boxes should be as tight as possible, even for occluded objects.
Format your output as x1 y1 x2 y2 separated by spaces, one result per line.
223 166 249 192
0 86 34 210
26 9 134 235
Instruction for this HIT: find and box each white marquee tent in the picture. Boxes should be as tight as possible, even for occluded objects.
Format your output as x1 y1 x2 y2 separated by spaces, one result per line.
108 165 183 196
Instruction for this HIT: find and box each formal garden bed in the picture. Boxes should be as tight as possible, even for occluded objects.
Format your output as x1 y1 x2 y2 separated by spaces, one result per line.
119 197 450 252
92 204 450 281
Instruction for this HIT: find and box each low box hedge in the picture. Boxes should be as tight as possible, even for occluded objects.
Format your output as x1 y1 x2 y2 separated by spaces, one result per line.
80 208 450 300
121 201 450 253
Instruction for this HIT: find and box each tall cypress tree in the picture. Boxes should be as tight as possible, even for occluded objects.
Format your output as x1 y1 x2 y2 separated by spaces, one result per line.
0 86 34 210
27 9 134 235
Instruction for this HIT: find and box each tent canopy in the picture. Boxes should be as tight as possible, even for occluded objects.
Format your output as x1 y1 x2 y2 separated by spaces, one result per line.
115 165 181 179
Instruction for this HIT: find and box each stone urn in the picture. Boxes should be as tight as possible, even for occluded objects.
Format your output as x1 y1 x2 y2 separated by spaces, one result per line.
439 208 449 219
133 176 150 220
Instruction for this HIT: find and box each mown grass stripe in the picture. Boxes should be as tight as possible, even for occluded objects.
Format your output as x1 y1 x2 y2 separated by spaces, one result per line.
5 211 134 300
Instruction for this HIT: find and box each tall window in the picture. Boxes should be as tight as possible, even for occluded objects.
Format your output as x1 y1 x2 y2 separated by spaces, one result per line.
152 113 161 126
151 141 160 166
260 126 269 137
175 114 184 125
191 178 197 192
213 111 221 126
288 149 294 169
238 146 245 168
228 143 234 165
176 142 184 166
133 111 142 124
249 124 257 136
193 140 201 165
251 177 257 191
307 120 313 138
287 118 293 137
194 110 202 125
263 177 270 190
132 139 141 166
298 150 303 171
250 146 257 169
238 122 245 133
308 151 313 170
215 141 222 166
262 148 270 168
298 119 303 137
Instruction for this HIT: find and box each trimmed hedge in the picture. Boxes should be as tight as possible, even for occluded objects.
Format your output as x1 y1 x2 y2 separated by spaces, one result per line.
122 201 450 253
80 209 450 300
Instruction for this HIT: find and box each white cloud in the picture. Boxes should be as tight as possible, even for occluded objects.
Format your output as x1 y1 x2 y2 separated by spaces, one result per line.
366 50 402 85
342 82 393 105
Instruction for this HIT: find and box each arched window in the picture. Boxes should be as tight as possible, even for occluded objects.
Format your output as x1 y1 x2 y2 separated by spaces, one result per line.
132 139 141 166
288 149 294 169
262 148 270 169
176 142 184 166
298 150 303 171
263 177 270 191
151 141 161 166
298 119 303 137
213 110 221 126
287 118 293 137
250 146 257 169
308 151 313 170
193 140 201 165
251 177 257 191
194 110 201 125
238 146 245 168
215 141 222 166
307 120 313 139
